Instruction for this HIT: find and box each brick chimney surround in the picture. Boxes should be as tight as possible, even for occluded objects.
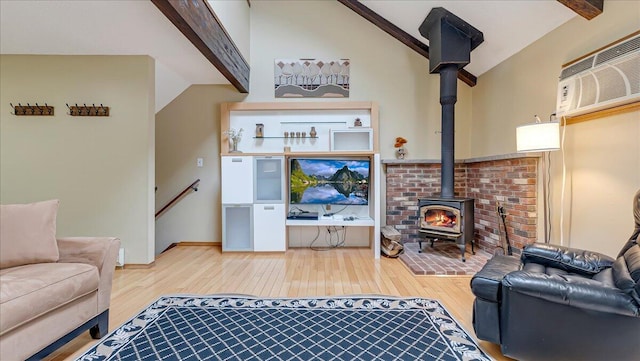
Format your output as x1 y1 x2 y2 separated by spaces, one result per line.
384 153 539 253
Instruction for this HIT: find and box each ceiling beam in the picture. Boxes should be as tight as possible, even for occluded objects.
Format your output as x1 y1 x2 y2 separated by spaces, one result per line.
557 0 604 20
151 0 249 93
337 0 477 87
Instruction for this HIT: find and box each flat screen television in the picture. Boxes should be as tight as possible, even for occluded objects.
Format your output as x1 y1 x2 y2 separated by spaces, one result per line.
289 158 370 205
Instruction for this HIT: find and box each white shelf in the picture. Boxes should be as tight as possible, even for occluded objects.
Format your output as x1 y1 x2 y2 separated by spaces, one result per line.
286 216 374 227
330 128 373 152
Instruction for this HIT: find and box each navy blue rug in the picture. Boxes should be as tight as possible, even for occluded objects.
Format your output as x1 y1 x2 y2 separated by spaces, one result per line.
76 295 491 361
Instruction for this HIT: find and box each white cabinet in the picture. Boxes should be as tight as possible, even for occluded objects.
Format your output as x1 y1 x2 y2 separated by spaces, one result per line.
253 204 286 251
254 156 285 203
221 156 253 204
221 156 286 252
222 205 253 251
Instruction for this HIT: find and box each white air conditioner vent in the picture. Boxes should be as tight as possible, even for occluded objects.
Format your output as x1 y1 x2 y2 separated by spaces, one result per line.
595 36 640 65
556 33 640 117
560 56 595 80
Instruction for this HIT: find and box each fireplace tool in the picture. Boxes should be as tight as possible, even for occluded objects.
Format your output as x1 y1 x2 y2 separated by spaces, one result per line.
496 202 513 256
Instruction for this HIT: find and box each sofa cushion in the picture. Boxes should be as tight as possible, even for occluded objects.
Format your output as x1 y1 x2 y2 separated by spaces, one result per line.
0 262 99 335
0 199 60 269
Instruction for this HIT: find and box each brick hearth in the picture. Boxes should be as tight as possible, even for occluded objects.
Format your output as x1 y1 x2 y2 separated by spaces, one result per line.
384 154 539 253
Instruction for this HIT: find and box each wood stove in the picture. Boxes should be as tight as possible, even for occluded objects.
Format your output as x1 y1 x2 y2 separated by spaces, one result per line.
416 8 482 262
418 197 475 262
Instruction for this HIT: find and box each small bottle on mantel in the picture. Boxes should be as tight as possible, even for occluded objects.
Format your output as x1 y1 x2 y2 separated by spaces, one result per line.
310 126 317 138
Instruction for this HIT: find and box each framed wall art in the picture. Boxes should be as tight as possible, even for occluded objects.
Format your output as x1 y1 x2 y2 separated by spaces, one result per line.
274 59 349 98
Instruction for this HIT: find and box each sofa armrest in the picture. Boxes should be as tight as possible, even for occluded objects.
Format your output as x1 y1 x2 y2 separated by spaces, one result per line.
57 237 120 313
522 243 615 275
503 270 639 317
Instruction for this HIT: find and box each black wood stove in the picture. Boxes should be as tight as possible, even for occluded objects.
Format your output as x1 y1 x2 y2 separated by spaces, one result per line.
418 197 475 261
416 8 483 262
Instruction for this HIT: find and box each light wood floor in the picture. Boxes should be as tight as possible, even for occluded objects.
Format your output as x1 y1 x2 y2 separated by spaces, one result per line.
48 245 511 360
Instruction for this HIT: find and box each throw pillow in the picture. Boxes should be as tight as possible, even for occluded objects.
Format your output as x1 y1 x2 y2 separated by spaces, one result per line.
0 199 60 269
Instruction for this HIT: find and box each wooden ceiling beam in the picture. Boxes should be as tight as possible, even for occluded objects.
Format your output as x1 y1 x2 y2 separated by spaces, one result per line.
151 0 249 93
337 0 477 87
557 0 604 20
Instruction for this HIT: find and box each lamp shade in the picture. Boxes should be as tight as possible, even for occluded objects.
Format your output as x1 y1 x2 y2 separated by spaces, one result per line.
516 122 560 152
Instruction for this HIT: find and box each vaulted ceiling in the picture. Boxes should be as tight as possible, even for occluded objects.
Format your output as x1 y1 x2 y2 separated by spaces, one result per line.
2 1 587 110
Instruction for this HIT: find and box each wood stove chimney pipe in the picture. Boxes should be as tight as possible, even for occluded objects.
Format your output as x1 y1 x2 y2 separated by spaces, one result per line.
420 8 483 198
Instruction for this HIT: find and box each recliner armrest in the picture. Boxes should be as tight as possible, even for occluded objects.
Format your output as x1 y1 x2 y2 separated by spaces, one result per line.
503 270 639 317
470 255 521 302
522 243 614 275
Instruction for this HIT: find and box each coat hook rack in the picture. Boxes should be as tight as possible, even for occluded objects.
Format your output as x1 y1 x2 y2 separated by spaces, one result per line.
66 103 110 117
10 102 54 116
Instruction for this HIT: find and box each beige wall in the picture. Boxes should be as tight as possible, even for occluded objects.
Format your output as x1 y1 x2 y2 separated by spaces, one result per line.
560 113 639 254
155 85 245 252
0 55 156 264
471 1 640 256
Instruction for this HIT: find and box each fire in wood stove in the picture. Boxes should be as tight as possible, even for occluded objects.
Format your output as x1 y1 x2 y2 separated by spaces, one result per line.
421 207 459 232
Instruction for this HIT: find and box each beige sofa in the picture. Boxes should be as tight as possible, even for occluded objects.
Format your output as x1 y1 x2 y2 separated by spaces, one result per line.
0 200 120 360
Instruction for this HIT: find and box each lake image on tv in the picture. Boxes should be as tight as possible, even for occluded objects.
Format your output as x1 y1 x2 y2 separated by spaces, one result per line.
290 159 369 205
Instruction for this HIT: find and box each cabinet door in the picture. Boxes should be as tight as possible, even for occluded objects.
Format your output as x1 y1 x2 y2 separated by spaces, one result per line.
221 156 253 204
222 205 253 251
253 204 286 251
254 156 284 203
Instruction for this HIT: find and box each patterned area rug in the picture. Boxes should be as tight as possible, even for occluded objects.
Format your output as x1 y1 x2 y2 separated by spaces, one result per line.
77 295 491 361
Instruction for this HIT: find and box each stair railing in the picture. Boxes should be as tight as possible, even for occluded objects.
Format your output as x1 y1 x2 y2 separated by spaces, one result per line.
155 179 200 219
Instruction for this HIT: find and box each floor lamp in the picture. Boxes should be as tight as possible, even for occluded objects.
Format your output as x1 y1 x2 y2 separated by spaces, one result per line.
516 115 560 244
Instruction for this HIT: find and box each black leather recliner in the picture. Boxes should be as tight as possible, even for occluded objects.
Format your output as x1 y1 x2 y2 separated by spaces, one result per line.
471 189 640 361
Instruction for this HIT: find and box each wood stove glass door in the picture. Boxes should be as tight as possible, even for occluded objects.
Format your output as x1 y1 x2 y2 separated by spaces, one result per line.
419 205 461 234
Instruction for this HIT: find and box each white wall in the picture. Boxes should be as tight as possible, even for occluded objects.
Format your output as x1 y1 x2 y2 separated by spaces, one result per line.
154 0 476 247
471 1 640 256
0 55 156 264
156 1 640 256
247 0 473 160
208 0 251 64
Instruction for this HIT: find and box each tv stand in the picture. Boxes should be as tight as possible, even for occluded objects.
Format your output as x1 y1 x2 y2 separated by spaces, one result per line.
220 102 381 258
287 215 374 227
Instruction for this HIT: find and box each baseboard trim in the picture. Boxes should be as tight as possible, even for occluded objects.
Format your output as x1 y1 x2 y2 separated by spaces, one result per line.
123 262 155 269
179 241 220 246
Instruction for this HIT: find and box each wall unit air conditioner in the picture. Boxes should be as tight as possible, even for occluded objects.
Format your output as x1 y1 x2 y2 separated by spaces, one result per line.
556 33 640 118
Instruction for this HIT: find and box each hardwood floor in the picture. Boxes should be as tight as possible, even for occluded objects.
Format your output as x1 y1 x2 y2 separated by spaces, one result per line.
47 245 510 360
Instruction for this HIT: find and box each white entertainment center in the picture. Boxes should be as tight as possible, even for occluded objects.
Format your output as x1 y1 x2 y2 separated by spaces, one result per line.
220 102 381 258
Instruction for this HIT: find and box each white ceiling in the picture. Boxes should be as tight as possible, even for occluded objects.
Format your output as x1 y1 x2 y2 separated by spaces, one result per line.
363 0 577 75
1 0 577 108
0 0 224 111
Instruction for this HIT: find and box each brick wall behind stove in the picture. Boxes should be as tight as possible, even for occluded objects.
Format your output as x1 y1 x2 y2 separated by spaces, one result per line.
385 158 538 252
385 163 467 243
